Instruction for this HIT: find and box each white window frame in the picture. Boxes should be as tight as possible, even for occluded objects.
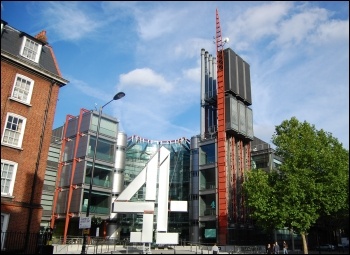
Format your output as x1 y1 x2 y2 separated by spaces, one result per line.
20 36 42 63
10 73 34 105
1 213 10 250
1 159 18 197
1 113 27 149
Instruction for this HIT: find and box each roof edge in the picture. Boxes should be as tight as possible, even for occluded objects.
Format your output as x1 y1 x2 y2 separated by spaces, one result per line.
1 50 69 86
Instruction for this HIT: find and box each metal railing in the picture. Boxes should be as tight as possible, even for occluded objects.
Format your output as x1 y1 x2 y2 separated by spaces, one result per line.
1 231 42 254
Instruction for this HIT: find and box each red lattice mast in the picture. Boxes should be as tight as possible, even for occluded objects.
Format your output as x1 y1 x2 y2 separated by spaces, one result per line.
216 8 228 245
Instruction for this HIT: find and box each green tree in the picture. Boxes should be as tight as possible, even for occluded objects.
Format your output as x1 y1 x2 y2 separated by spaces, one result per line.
244 117 349 254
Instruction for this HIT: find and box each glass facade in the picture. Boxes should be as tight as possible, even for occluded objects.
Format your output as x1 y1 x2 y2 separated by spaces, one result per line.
88 137 115 163
119 137 191 241
50 110 119 238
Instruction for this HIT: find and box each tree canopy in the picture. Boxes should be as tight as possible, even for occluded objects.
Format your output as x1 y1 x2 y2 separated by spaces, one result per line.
244 117 349 254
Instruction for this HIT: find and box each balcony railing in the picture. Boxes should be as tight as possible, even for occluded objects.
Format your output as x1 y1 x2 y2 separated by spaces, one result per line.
81 205 110 214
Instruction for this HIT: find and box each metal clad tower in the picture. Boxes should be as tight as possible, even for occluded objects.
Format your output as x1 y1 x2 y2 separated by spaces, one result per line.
197 9 254 245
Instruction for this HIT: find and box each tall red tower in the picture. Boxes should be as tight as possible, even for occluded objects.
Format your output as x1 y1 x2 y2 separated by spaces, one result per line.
214 9 254 245
215 8 228 245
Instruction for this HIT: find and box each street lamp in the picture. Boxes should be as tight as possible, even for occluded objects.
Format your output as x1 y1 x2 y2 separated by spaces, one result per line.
81 92 125 254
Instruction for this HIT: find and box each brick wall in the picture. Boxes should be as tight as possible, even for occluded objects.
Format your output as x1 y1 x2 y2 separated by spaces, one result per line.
1 60 60 233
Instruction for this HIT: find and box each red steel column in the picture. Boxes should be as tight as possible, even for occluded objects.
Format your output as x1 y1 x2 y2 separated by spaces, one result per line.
216 8 227 245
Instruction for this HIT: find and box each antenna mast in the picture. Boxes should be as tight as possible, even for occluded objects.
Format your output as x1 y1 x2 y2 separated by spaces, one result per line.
216 8 228 245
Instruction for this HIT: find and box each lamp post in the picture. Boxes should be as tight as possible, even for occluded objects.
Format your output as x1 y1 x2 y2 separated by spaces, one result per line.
81 92 125 254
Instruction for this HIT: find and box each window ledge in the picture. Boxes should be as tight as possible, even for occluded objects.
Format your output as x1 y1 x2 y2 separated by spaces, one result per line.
1 143 23 151
9 97 32 107
1 194 15 199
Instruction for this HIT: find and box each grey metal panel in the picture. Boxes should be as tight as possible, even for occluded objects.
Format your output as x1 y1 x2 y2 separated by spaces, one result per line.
66 118 78 138
224 50 230 91
225 96 230 129
61 164 72 187
224 48 239 95
244 61 252 105
224 48 252 105
57 190 68 214
238 102 247 135
73 161 86 184
225 95 239 132
231 97 239 132
232 52 239 95
70 188 82 212
246 107 254 139
237 55 245 100
80 112 92 133
224 49 230 92
63 138 75 162
76 135 88 159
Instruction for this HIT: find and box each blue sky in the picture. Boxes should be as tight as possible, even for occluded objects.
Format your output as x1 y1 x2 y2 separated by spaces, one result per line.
2 1 349 149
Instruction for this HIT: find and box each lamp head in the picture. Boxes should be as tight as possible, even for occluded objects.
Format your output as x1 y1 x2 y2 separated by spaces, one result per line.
113 92 125 100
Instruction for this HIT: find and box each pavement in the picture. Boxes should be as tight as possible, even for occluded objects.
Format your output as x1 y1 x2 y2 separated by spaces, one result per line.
52 244 349 254
53 244 223 254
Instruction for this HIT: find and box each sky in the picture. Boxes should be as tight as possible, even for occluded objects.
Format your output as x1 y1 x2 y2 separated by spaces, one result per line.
1 1 349 149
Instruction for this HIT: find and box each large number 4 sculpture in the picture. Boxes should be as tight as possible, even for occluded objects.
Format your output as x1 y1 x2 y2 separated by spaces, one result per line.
113 146 187 249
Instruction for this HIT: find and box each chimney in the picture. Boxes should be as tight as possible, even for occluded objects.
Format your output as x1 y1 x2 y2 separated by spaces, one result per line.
35 30 48 43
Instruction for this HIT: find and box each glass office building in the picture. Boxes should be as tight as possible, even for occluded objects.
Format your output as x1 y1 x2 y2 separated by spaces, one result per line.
117 136 191 242
49 108 119 242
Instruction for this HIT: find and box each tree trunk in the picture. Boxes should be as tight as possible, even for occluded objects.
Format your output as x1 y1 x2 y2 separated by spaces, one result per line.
301 232 309 254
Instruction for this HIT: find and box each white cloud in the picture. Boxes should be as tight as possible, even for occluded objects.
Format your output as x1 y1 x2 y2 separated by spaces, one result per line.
310 19 349 44
119 68 173 93
136 8 187 41
274 7 328 48
227 1 292 50
39 2 103 41
6 1 346 147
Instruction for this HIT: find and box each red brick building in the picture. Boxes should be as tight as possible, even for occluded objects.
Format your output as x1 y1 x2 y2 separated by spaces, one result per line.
1 20 68 252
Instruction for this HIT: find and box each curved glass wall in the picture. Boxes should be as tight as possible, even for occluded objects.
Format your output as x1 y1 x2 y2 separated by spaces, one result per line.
119 136 191 241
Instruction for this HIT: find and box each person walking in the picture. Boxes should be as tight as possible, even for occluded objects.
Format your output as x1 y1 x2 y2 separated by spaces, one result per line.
274 241 280 254
212 243 219 254
283 241 288 254
267 243 274 254
266 243 271 254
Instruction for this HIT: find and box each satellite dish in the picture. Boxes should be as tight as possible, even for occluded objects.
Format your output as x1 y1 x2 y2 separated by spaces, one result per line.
223 37 230 43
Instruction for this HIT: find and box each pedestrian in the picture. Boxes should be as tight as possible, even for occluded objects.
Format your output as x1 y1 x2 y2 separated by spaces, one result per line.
266 243 271 254
283 241 288 254
274 241 280 254
212 243 219 254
